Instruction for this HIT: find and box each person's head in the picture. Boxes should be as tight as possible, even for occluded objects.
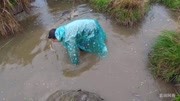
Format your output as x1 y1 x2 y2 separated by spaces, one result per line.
48 28 57 42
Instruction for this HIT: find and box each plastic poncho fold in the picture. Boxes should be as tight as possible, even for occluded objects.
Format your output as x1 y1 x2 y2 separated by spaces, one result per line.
55 19 108 64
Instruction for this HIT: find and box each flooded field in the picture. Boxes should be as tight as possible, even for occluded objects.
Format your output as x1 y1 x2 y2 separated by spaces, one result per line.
0 0 179 101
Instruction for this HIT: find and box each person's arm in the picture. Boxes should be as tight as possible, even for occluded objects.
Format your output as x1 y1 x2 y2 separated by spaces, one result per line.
66 40 80 65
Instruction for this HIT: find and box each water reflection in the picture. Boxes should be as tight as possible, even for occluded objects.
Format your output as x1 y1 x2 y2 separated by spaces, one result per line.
63 52 100 77
31 0 58 28
0 15 40 66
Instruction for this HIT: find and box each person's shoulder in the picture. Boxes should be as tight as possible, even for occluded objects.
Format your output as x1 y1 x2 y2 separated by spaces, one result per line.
72 19 96 23
55 26 65 36
56 26 65 32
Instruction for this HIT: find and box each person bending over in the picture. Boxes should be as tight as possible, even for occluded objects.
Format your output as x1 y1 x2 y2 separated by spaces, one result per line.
48 19 108 65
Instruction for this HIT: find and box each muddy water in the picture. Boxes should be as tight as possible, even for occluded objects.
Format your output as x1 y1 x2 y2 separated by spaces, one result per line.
0 0 179 100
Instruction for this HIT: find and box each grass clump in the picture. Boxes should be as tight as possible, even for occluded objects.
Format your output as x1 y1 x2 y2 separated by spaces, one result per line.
89 0 149 26
89 0 111 12
175 94 180 101
149 31 180 83
161 0 180 10
0 0 30 36
0 0 20 36
108 0 149 25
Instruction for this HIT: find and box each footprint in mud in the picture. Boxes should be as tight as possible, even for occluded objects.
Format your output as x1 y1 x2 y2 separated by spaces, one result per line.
46 90 104 101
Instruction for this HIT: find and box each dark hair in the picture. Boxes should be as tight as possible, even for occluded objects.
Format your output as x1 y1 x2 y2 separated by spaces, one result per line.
48 29 56 39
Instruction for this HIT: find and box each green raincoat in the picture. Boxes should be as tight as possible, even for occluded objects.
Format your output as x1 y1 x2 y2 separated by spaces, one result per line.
55 19 108 64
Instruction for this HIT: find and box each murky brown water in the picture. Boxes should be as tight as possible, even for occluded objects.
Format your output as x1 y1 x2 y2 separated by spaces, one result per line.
0 0 179 101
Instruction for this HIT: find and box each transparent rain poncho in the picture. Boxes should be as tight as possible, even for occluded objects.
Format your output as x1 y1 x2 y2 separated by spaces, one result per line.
55 19 108 64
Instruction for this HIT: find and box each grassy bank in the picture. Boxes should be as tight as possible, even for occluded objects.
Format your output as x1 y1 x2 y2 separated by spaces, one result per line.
150 0 180 10
149 31 180 83
161 0 180 10
0 0 30 36
88 0 149 26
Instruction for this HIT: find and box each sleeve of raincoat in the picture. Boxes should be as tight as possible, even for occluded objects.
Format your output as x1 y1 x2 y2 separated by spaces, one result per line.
65 39 80 65
95 19 107 42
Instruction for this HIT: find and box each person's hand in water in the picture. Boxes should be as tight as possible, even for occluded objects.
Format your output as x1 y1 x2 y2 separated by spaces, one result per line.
49 44 55 51
49 39 57 51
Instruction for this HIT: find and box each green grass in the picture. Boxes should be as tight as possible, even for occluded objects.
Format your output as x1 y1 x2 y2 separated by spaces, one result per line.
175 94 180 101
161 0 180 10
89 0 111 12
150 0 180 10
149 31 180 83
9 0 18 6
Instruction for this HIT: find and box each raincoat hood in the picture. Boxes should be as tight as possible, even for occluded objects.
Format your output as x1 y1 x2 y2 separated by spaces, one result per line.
55 26 65 42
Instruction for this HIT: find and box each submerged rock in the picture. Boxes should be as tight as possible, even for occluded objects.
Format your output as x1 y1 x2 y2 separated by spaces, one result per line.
47 90 104 101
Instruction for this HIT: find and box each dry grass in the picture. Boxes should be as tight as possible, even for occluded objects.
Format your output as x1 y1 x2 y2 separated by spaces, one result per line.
88 0 149 26
0 9 20 36
0 0 30 36
108 0 148 25
18 0 31 13
111 0 144 9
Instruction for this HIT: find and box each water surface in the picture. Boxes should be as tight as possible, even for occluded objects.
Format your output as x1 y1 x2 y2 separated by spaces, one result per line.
0 1 179 101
